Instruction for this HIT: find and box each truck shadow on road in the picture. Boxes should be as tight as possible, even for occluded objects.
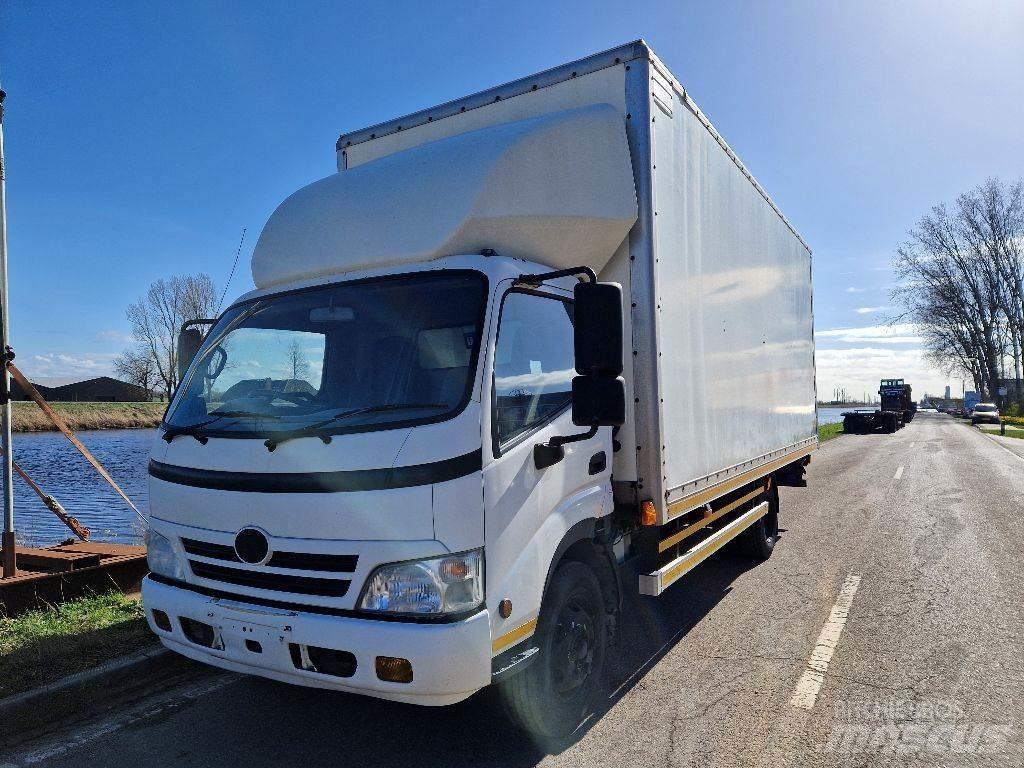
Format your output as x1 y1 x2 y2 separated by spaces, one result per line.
172 550 761 767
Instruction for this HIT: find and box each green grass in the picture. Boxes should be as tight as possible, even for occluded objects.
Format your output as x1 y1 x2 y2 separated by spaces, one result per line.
11 401 165 432
0 592 154 698
977 424 1024 440
818 422 844 442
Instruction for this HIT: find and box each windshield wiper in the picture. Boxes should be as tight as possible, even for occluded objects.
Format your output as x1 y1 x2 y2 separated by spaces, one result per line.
263 403 449 451
162 410 282 444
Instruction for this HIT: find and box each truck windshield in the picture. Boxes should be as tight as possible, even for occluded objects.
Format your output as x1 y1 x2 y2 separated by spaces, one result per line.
164 271 487 438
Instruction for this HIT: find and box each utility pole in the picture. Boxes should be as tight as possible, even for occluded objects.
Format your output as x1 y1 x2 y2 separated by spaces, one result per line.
0 88 15 578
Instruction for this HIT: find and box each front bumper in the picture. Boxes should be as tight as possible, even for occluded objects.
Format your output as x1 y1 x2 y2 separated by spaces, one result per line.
142 576 492 706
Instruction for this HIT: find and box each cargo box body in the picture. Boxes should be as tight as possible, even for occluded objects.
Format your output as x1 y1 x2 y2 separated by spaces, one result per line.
332 40 817 525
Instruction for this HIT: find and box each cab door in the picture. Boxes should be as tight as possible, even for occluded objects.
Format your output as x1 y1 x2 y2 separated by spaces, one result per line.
482 285 612 652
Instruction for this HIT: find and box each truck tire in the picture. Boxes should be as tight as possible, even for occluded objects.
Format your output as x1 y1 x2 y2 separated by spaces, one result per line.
743 484 780 561
499 561 608 748
886 414 897 433
842 416 855 434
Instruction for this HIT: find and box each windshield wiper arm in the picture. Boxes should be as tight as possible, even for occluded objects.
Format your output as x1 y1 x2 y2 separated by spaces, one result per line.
162 410 282 444
263 403 449 451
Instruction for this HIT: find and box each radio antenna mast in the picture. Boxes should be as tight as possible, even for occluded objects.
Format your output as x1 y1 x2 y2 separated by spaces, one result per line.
216 227 246 315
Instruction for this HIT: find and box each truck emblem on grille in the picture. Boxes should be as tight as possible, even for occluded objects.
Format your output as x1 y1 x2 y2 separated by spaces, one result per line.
234 527 271 565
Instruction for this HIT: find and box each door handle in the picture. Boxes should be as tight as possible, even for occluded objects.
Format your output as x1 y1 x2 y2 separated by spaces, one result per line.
588 451 607 475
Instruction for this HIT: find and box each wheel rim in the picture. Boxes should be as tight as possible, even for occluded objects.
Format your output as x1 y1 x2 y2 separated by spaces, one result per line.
550 598 597 697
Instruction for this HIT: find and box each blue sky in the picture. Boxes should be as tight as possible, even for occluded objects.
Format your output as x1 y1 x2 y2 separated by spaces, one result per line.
2 1 1023 399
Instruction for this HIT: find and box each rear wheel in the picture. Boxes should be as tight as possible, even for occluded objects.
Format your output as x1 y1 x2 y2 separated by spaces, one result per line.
744 483 780 561
500 561 608 749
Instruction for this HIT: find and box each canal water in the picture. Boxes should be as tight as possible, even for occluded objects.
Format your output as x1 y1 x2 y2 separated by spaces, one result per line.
6 429 154 547
6 408 855 547
818 406 855 425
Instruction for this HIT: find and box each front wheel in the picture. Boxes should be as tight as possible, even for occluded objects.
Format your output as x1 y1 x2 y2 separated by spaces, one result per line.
499 561 608 749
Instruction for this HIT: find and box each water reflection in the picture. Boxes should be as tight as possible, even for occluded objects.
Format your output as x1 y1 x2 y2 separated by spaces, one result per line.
3 429 153 547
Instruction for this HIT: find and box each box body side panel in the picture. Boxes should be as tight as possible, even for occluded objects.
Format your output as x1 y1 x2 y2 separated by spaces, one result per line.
648 72 816 511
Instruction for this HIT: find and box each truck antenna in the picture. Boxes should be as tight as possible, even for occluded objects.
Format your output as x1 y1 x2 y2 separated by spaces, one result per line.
216 227 246 315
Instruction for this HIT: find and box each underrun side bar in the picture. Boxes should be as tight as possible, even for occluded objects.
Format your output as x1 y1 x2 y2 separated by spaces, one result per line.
639 501 769 596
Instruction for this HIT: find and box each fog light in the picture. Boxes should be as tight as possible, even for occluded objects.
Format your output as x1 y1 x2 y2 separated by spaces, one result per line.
376 656 413 683
179 617 224 650
152 609 172 632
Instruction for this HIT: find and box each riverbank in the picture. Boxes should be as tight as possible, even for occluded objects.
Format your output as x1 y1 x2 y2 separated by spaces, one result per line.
0 591 152 699
11 401 164 432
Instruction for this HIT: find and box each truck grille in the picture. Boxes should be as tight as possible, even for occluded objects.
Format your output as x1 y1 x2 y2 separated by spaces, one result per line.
188 560 350 597
180 537 358 573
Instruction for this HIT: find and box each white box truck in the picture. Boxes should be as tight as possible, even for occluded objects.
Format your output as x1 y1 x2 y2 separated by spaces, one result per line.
142 40 816 744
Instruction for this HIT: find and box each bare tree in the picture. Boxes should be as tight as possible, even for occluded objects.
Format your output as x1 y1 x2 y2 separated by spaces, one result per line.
893 178 1024 407
125 274 218 396
287 339 310 382
113 345 157 398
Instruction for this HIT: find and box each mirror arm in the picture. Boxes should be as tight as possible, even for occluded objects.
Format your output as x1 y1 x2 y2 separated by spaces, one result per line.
517 265 597 286
180 319 217 335
547 424 598 448
534 425 599 471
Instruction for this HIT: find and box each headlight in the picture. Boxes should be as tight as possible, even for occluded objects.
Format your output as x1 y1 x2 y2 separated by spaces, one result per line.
146 529 186 581
358 549 483 616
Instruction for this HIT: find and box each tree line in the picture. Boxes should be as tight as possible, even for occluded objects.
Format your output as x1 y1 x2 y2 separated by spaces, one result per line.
894 178 1024 407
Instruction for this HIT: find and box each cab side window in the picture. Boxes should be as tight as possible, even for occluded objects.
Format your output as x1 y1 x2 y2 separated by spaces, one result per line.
493 292 575 447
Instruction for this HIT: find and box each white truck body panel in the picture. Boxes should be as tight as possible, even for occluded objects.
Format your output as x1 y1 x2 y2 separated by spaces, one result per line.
638 68 816 520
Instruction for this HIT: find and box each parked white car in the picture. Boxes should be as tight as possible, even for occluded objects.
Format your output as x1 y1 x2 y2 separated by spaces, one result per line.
971 403 1000 424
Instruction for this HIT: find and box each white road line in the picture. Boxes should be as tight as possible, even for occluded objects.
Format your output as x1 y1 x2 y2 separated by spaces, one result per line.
790 573 862 710
8 674 238 765
893 465 904 480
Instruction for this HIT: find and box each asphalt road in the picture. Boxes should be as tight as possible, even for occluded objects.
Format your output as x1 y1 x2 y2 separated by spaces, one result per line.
5 413 1022 767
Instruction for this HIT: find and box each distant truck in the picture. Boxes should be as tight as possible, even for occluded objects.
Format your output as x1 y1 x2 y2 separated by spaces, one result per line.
140 41 817 744
843 379 915 433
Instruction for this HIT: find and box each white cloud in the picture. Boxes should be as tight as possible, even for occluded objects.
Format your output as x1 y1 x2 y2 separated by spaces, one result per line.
24 352 118 381
816 324 922 345
845 287 865 293
95 330 134 344
816 346 951 400
855 306 889 315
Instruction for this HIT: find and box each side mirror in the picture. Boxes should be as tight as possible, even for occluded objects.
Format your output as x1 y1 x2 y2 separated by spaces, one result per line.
572 281 625 428
573 282 623 376
572 376 625 427
177 319 217 382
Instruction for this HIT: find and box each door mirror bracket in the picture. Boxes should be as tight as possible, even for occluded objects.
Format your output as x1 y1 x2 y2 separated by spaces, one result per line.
534 426 598 470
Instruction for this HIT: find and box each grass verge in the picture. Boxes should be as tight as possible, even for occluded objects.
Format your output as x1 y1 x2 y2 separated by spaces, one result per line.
977 424 1024 440
818 422 844 442
0 592 154 699
12 401 165 432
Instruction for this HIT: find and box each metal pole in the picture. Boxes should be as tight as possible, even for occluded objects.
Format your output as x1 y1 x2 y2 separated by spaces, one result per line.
0 88 16 578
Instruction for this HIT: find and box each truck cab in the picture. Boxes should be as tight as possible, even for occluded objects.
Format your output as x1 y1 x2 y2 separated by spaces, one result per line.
144 253 621 705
